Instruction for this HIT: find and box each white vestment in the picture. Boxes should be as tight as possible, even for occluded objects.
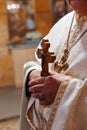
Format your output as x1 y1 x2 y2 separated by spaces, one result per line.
20 11 87 130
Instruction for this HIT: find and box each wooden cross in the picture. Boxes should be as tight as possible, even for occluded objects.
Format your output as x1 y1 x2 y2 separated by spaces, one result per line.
36 39 56 76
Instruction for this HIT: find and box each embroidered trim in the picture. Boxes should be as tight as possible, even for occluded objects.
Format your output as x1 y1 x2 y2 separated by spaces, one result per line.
26 103 38 130
46 77 72 130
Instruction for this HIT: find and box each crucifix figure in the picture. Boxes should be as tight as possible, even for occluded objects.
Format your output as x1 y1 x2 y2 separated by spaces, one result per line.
36 39 56 76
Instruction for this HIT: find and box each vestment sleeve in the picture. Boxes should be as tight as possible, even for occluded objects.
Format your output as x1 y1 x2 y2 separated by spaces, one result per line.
50 76 87 129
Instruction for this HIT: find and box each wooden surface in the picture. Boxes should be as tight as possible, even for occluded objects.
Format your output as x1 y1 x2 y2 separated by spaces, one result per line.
12 47 36 87
0 0 9 46
37 39 56 76
0 1 7 13
33 0 53 35
0 15 9 46
35 13 52 35
33 0 51 12
0 47 14 87
0 46 37 88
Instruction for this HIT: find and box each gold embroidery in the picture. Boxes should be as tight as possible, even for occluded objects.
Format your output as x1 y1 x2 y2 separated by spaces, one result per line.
26 103 38 130
38 105 47 130
76 13 87 22
54 13 87 73
46 76 72 130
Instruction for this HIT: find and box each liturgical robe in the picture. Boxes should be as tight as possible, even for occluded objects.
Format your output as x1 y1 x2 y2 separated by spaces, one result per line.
20 11 87 130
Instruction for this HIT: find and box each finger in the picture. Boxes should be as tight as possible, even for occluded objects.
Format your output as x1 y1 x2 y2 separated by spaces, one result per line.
29 77 45 86
29 84 44 92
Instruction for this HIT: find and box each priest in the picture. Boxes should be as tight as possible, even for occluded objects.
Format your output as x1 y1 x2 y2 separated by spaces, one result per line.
20 0 87 130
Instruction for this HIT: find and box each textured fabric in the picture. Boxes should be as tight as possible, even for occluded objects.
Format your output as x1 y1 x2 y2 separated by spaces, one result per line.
20 11 87 130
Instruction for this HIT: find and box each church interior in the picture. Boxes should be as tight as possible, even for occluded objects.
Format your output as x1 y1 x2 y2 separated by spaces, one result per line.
0 0 72 130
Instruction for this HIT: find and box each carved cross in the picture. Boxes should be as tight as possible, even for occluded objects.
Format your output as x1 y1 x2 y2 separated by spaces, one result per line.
36 39 56 76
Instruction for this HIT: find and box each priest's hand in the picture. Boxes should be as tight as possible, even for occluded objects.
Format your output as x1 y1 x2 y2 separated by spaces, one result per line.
29 71 66 105
29 69 41 80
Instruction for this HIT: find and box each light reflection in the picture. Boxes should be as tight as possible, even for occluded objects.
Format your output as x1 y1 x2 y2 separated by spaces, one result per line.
7 4 20 10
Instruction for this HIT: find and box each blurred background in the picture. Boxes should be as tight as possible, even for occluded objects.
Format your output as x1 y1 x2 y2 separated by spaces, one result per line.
0 0 72 130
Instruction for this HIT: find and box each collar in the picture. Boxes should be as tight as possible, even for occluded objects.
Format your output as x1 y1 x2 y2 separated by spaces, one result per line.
75 13 87 29
76 13 87 22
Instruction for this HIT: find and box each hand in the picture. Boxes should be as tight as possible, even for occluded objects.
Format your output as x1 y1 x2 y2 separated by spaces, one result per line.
29 71 66 105
29 69 41 80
